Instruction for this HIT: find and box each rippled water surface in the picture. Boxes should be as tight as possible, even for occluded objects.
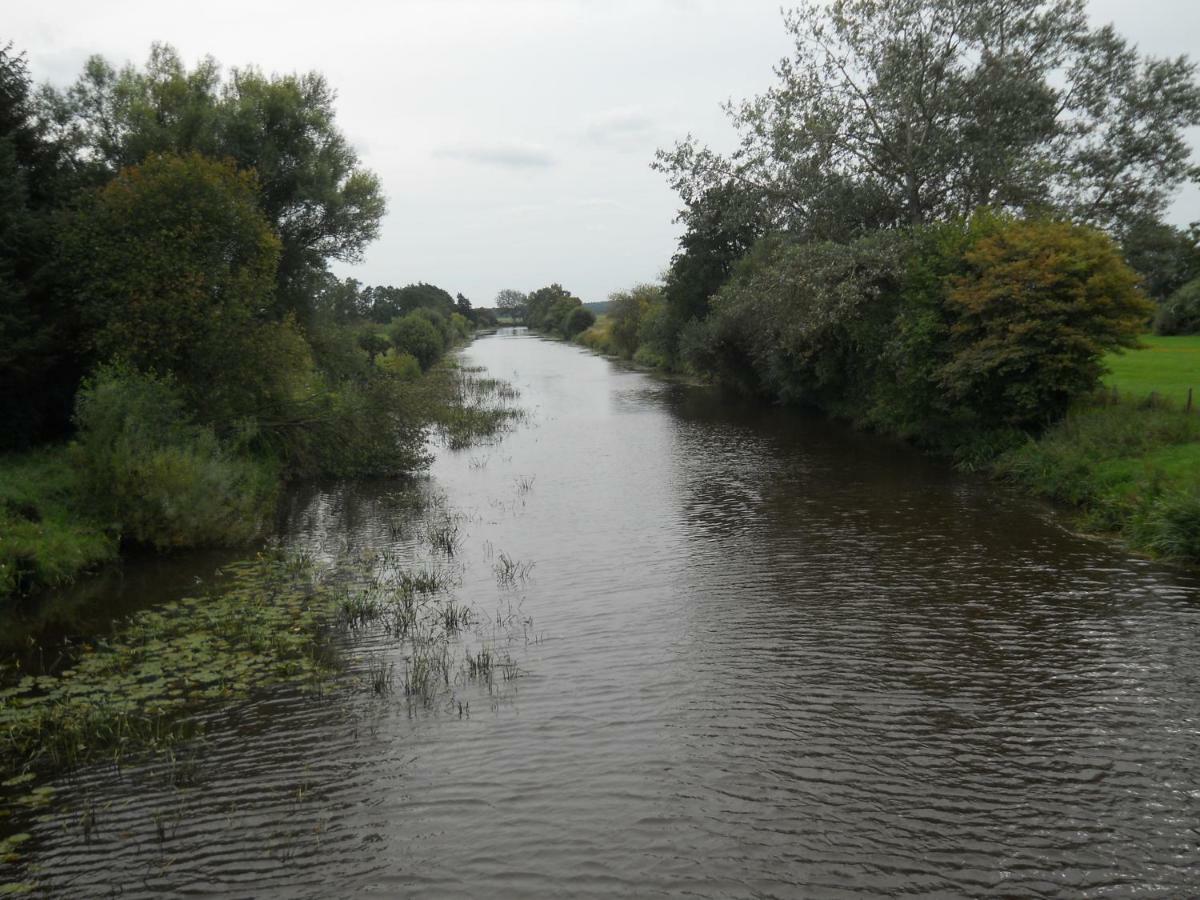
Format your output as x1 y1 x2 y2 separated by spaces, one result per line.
13 329 1200 897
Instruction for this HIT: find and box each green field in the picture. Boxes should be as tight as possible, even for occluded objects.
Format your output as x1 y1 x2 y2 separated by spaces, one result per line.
1104 335 1200 404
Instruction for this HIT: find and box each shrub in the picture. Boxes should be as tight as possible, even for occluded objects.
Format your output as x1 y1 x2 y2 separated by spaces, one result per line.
701 231 907 405
577 317 614 354
607 284 661 358
281 374 429 478
449 312 472 339
375 349 422 381
354 328 392 365
72 366 277 549
561 305 595 338
939 217 1154 429
388 313 444 370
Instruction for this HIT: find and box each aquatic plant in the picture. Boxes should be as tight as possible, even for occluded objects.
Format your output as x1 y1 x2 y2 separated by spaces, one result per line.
493 553 534 587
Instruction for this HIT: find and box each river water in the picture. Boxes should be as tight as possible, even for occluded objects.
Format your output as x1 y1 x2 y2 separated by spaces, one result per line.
12 329 1200 897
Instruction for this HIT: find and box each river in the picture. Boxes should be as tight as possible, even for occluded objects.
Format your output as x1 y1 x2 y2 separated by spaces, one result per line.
11 328 1200 897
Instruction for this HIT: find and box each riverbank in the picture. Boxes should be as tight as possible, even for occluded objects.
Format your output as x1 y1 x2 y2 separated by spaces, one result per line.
573 323 1200 566
993 337 1200 563
0 359 524 888
0 351 517 605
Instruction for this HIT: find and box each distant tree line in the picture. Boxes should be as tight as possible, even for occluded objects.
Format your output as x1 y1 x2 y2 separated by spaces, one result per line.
492 283 595 339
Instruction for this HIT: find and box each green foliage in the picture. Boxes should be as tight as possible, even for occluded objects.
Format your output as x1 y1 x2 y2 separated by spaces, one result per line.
655 0 1200 238
0 448 116 599
364 282 456 322
685 215 1151 455
375 349 422 381
560 305 595 338
607 284 660 358
576 316 614 354
659 182 767 362
996 398 1200 563
698 231 907 405
940 218 1153 428
58 152 281 380
1156 278 1200 335
72 367 277 549
388 313 445 371
522 283 595 339
353 327 391 365
0 44 76 448
1121 220 1200 302
41 44 386 320
494 289 528 319
276 374 429 479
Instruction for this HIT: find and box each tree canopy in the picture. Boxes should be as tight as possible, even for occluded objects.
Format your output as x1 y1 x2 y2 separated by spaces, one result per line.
58 152 281 381
655 0 1200 239
40 43 386 319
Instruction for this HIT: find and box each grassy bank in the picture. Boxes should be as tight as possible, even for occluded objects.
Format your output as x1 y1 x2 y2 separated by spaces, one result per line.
0 451 118 599
996 336 1199 564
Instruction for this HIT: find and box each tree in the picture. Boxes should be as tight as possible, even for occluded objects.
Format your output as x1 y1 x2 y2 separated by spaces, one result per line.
58 153 281 386
1156 278 1200 335
561 305 595 337
1121 219 1200 302
655 0 1200 238
40 44 386 320
0 43 75 446
387 313 443 370
525 283 581 330
218 66 385 316
494 288 528 320
364 282 456 322
939 217 1153 426
455 292 474 321
660 181 767 359
313 274 366 323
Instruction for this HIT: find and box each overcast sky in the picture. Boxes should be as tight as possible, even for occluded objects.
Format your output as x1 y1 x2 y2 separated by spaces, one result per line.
9 0 1200 304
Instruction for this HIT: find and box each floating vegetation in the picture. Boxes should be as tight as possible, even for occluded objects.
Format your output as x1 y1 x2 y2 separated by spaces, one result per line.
0 553 338 780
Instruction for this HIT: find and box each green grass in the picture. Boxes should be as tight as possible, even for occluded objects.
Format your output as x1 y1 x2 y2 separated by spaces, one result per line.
1103 335 1200 404
0 448 117 600
995 398 1200 564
